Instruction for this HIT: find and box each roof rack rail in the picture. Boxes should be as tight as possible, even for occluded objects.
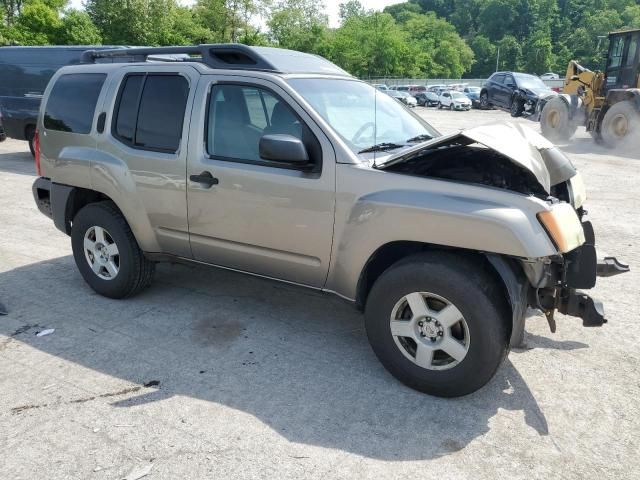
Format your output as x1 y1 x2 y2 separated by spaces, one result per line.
81 44 281 72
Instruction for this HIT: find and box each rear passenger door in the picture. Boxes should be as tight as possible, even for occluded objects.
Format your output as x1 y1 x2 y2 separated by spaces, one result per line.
94 66 198 258
185 76 336 288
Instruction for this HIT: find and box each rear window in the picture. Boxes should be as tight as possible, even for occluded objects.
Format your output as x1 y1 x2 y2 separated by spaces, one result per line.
44 73 106 134
112 73 189 153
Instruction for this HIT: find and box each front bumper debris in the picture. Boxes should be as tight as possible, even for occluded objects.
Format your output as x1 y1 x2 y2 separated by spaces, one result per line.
597 257 630 277
537 219 629 331
558 290 607 327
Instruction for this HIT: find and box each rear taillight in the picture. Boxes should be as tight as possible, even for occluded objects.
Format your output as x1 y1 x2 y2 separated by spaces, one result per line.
34 129 41 176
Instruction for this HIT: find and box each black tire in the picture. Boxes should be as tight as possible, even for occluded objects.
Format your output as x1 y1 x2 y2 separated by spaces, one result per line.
510 97 524 117
540 96 578 142
71 201 155 299
364 253 509 397
479 92 490 109
449 103 454 111
600 100 640 148
26 126 35 156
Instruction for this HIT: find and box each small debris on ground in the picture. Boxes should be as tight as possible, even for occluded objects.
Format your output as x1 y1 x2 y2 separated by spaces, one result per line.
122 462 153 480
36 328 55 337
42 384 56 390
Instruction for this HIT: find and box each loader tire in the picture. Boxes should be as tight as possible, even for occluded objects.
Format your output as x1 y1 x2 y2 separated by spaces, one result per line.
600 101 640 149
540 97 577 142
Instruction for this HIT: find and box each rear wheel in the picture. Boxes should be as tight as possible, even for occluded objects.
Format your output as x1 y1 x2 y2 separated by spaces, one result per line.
71 201 155 299
449 103 454 111
540 97 577 142
364 253 509 397
26 126 36 156
600 101 640 148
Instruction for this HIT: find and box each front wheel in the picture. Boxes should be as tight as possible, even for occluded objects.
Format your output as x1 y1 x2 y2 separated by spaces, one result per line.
510 98 524 117
449 104 454 111
365 253 509 397
540 96 578 142
479 92 489 109
71 201 155 299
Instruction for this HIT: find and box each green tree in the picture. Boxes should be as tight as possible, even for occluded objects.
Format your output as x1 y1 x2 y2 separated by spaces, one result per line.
402 12 474 77
267 0 329 54
468 34 497 77
330 11 416 77
496 34 522 71
57 9 102 45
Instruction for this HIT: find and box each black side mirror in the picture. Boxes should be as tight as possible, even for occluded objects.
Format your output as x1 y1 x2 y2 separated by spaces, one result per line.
259 134 309 165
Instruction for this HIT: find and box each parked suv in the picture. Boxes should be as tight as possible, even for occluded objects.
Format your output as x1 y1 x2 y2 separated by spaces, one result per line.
32 45 627 397
480 71 557 117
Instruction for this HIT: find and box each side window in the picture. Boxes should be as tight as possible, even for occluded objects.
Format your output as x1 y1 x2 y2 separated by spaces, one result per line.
504 75 516 87
492 73 505 84
44 73 106 133
207 84 315 166
112 73 189 153
609 37 625 69
626 37 638 67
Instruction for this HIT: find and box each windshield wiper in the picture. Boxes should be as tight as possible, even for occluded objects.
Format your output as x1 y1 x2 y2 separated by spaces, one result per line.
358 142 405 154
405 134 433 143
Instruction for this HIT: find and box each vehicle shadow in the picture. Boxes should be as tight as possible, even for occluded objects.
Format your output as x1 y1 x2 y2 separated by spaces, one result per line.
0 256 549 460
512 332 589 353
0 149 35 176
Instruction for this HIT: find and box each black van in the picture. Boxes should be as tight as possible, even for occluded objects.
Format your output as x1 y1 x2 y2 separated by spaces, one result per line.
0 46 128 154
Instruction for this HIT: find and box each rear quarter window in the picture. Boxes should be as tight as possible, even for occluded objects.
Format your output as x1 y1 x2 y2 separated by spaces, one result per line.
44 73 106 134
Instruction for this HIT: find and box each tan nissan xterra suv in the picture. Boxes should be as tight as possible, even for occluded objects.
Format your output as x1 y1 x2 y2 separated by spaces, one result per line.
31 45 628 397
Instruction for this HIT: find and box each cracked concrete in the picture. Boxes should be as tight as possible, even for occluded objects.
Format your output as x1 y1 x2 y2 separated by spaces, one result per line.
0 107 638 479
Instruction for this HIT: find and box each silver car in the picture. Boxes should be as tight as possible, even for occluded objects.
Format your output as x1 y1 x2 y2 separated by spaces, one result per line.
32 45 627 397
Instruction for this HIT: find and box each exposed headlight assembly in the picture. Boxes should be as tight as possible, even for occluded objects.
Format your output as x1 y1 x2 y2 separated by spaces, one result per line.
537 203 585 253
568 172 587 209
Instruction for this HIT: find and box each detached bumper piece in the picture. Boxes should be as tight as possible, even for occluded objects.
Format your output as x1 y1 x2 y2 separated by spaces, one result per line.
558 290 606 327
597 257 630 277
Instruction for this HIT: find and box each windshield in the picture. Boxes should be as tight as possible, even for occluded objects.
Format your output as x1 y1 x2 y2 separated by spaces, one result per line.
514 74 548 90
288 78 439 154
451 92 466 99
466 87 481 93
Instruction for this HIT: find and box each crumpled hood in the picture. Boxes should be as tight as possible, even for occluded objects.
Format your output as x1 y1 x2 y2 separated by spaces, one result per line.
378 122 576 194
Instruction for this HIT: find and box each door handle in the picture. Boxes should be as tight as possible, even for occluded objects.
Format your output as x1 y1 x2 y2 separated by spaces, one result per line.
190 171 219 187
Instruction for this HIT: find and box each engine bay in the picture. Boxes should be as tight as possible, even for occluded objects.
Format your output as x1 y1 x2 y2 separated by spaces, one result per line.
379 141 549 197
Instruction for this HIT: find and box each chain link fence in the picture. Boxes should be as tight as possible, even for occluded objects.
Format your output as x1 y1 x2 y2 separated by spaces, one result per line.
363 77 565 89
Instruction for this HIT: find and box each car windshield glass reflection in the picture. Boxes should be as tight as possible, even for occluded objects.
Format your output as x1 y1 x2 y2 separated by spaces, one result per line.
288 78 438 155
514 74 548 90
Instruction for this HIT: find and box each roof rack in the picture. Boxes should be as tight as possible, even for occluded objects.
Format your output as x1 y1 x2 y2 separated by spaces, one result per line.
81 44 280 72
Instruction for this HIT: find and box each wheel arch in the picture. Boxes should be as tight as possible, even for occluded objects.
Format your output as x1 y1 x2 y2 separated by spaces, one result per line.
51 184 125 236
354 241 524 346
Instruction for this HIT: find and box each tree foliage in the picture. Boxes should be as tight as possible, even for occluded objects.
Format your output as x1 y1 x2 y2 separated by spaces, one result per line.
2 0 640 79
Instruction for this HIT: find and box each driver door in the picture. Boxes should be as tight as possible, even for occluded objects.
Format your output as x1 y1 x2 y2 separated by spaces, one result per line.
186 76 336 288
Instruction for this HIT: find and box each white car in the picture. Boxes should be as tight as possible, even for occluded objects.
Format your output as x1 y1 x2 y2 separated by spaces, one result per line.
438 90 472 111
540 72 560 80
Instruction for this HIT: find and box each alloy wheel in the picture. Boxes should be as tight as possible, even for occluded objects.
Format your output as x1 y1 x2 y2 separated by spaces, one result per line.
389 292 470 370
83 226 120 280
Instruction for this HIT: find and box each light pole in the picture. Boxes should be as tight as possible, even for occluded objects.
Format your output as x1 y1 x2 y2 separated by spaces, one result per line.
495 46 500 72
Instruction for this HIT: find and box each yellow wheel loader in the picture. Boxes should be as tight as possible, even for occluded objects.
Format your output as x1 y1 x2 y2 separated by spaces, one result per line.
539 29 640 147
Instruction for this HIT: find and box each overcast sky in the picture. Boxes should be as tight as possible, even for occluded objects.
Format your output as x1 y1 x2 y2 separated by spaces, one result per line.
69 0 405 28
